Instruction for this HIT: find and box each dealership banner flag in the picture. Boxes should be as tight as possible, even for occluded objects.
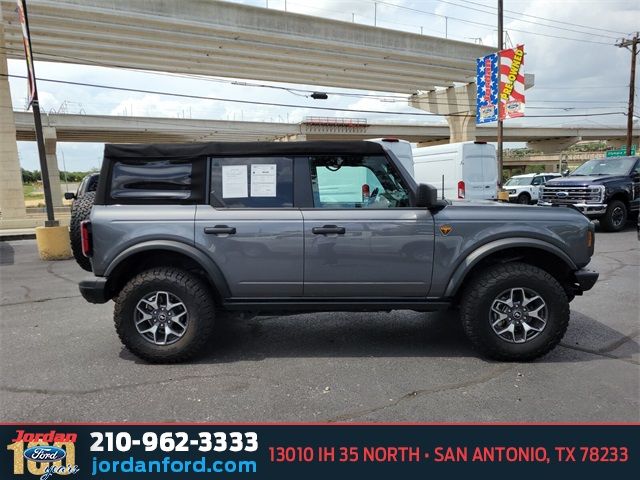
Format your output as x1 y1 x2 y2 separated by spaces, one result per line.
15 0 37 108
499 44 525 120
476 52 499 124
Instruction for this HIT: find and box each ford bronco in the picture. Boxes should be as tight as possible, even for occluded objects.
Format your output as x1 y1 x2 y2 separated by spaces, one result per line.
78 141 598 362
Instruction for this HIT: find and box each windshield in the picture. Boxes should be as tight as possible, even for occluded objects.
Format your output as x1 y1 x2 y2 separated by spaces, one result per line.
505 177 532 186
570 157 635 176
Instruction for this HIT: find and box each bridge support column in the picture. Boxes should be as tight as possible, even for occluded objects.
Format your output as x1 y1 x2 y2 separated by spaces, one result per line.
0 23 27 220
43 127 63 207
446 114 476 143
409 84 477 143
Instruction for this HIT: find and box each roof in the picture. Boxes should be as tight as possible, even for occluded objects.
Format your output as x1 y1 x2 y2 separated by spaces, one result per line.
510 173 536 178
103 140 386 160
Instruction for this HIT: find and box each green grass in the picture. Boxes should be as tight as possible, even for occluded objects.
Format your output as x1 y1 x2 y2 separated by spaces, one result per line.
23 183 44 201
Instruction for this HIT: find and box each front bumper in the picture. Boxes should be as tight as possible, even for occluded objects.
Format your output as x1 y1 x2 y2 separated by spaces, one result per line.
539 201 607 216
79 277 110 304
572 268 599 294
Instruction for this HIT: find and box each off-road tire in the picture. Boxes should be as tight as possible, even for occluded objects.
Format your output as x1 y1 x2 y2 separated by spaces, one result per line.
599 200 627 232
460 262 570 361
114 268 215 363
69 191 95 271
516 193 531 205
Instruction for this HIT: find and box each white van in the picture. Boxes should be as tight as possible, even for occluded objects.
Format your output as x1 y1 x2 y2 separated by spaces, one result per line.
411 141 498 200
367 138 414 176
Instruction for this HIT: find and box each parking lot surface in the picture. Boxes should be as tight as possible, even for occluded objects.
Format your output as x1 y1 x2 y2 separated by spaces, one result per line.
0 227 638 422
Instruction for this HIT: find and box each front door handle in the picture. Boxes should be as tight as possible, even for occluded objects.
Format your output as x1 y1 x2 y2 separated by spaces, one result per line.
312 225 346 235
204 225 236 235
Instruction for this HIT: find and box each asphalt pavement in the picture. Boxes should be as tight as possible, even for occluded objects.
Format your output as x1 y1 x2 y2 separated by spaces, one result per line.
0 227 638 422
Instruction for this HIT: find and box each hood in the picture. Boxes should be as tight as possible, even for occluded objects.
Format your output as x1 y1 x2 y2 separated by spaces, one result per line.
546 175 628 186
443 199 588 222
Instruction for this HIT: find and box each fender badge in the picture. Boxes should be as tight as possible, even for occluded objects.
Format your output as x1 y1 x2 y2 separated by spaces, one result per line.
439 224 453 235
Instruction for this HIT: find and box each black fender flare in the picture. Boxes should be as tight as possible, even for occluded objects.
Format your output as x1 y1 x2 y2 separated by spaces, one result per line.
104 240 231 298
443 237 577 297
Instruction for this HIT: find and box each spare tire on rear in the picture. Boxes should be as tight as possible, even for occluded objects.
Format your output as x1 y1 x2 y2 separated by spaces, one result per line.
69 191 95 271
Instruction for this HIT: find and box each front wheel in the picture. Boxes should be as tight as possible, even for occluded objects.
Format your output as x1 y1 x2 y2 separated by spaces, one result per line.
460 262 569 361
599 200 627 232
516 193 531 205
114 268 215 363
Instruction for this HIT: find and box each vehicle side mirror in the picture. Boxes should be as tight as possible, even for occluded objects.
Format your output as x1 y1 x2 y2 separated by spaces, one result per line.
561 169 570 177
632 172 640 181
64 192 76 200
415 183 438 208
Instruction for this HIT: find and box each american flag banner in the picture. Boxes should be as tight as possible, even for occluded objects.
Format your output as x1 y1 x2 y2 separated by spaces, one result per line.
475 52 498 124
499 45 525 120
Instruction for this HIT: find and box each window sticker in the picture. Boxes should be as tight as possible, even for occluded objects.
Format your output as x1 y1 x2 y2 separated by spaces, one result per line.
222 165 248 198
250 164 277 197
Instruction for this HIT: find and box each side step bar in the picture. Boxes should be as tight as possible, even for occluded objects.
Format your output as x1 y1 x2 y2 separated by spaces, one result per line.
222 298 451 313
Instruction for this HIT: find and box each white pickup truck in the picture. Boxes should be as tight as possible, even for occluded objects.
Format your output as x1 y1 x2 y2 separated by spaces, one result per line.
504 173 561 204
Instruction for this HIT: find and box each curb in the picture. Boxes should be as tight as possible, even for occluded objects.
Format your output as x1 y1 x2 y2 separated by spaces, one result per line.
0 233 37 242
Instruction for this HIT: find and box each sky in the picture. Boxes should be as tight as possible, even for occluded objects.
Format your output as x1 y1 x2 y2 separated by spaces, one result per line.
6 0 639 171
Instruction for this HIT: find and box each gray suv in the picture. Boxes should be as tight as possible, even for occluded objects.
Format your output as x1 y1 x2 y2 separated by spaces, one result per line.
79 141 598 363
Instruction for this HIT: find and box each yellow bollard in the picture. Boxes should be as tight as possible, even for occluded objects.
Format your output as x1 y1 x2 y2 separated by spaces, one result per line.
497 190 510 202
35 225 72 261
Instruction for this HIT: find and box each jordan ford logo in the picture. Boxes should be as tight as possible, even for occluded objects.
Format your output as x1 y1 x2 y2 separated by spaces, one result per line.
555 191 569 198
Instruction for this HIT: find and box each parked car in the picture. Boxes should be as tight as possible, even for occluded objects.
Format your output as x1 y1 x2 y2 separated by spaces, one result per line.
65 172 99 271
504 173 561 204
539 156 640 232
78 141 597 363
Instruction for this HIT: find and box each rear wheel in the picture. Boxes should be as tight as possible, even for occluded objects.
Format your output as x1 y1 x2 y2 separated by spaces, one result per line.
516 193 531 204
114 267 215 363
460 262 569 361
600 200 627 232
69 192 95 271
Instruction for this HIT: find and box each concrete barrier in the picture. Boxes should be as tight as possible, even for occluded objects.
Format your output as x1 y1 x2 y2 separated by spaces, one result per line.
35 225 72 260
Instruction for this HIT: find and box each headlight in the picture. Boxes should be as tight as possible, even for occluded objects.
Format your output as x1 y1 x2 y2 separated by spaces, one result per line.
586 185 605 203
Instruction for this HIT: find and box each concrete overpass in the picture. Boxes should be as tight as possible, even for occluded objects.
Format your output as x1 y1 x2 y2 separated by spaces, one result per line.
13 111 633 146
11 111 633 204
1 0 491 93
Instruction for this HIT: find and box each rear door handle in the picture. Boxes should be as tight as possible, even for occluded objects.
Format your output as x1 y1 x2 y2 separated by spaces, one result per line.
204 225 236 235
312 225 346 235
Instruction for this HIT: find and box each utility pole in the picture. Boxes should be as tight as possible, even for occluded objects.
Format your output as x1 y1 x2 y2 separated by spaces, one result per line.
616 32 639 156
497 0 504 186
17 0 56 226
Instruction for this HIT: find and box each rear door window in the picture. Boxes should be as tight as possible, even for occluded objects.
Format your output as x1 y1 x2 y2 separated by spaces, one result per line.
110 159 204 203
209 157 294 208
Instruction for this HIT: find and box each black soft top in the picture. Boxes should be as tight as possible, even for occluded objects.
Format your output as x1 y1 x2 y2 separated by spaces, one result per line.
103 140 385 160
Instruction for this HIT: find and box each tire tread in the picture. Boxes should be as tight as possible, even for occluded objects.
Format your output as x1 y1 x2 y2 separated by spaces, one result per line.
114 267 215 363
69 192 95 271
460 262 569 361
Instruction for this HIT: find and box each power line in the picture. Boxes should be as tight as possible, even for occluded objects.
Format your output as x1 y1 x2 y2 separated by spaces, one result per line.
2 73 627 119
431 0 628 37
363 0 615 45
